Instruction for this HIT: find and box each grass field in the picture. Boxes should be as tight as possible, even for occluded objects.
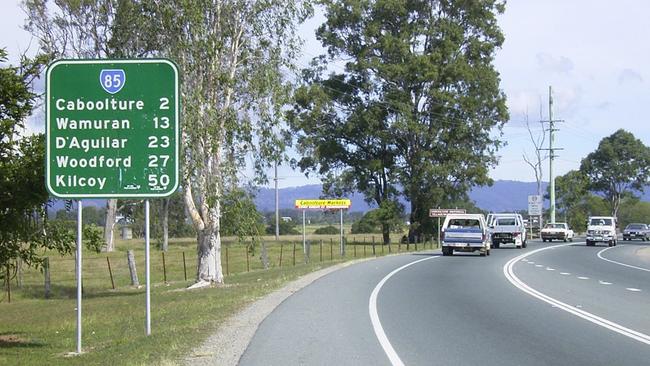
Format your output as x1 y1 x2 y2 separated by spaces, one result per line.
0 232 437 365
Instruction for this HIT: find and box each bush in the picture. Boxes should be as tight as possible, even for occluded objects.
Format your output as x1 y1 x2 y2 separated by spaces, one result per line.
313 225 339 234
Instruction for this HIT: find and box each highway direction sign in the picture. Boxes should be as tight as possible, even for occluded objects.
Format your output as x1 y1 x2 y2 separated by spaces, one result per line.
46 59 179 198
429 208 467 217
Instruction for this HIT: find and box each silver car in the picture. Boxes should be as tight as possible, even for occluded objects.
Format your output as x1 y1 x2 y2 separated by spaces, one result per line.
622 223 650 241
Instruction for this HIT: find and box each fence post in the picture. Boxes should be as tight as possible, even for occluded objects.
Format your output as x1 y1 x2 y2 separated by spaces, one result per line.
353 240 357 257
182 252 188 281
304 240 310 264
225 247 229 276
330 239 333 260
320 240 323 262
44 257 51 299
372 236 376 256
106 257 115 290
381 240 385 255
162 252 167 283
415 241 418 251
261 242 270 270
364 241 367 257
279 243 283 267
6 264 11 303
292 242 296 266
246 246 250 272
127 250 139 286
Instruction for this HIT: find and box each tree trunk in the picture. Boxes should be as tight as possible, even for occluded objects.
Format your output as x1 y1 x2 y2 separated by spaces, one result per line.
161 198 169 252
196 227 224 283
381 223 390 245
103 199 118 252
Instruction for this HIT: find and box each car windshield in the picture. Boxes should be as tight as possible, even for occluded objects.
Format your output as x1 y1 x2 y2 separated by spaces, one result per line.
626 224 646 230
590 218 612 226
447 219 480 228
497 218 517 226
545 224 564 229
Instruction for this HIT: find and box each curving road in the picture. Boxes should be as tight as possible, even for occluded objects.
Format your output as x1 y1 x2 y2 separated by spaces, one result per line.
239 239 650 365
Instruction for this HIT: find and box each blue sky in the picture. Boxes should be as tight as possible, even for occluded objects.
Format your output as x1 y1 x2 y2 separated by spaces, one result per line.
3 1 649 187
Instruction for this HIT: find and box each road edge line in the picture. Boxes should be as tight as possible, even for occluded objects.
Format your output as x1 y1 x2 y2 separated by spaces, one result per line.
597 246 650 273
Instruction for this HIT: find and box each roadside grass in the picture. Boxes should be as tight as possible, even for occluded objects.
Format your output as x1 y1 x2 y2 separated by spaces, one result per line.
0 234 437 365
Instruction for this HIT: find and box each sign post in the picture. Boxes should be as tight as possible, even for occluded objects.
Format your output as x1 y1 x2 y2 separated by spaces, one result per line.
46 59 179 352
295 199 352 256
429 209 467 249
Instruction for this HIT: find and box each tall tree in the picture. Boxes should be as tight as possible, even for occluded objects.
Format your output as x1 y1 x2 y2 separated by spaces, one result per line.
23 0 158 252
158 0 310 284
580 129 650 217
290 0 508 241
550 169 589 230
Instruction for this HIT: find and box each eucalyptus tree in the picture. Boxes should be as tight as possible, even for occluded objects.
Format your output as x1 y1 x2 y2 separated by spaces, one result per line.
580 129 650 217
160 0 311 284
291 0 509 240
23 0 159 252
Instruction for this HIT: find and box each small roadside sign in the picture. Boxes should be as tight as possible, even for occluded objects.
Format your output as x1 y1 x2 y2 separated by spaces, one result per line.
528 195 543 216
429 208 467 217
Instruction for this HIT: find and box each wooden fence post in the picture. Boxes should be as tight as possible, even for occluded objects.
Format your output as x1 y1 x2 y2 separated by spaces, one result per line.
292 242 296 266
106 257 115 290
372 236 376 256
127 250 139 286
162 252 167 283
182 252 188 281
44 257 51 299
246 246 250 272
279 243 283 267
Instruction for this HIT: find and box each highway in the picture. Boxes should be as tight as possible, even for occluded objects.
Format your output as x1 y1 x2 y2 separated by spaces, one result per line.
239 239 650 365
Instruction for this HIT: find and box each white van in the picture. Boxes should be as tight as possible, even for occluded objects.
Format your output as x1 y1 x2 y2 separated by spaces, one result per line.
586 216 617 247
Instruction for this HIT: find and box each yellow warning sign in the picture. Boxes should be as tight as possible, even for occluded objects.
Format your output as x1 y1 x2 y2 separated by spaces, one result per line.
294 199 351 209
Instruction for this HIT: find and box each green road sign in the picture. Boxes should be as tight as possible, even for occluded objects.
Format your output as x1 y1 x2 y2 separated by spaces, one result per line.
46 59 179 198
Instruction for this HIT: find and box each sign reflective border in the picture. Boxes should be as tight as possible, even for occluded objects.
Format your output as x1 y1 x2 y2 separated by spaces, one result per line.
429 208 467 217
295 199 351 209
45 59 179 198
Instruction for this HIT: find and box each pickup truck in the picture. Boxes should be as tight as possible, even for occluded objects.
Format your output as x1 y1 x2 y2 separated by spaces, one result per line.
441 214 490 257
490 213 527 249
541 223 574 242
586 216 617 247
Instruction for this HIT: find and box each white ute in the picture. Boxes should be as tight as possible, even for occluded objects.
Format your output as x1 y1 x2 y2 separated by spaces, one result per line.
586 216 618 247
490 213 527 249
441 214 490 257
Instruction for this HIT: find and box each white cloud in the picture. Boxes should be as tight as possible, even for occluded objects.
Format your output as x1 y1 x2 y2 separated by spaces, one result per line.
536 53 574 74
618 68 643 84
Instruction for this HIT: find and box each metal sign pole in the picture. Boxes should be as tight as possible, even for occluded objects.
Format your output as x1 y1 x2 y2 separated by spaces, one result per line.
302 209 306 254
437 217 441 248
145 200 151 335
76 200 83 354
339 208 344 256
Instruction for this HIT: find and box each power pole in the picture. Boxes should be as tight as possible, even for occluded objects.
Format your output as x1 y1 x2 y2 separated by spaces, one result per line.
540 86 564 224
274 161 279 241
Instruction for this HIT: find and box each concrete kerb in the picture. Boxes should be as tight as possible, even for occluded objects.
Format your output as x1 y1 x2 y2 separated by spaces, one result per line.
183 248 437 366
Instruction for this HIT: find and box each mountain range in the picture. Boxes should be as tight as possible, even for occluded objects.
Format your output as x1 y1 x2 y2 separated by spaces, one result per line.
51 180 650 213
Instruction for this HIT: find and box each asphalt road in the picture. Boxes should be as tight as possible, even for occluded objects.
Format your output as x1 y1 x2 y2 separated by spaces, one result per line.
239 239 650 365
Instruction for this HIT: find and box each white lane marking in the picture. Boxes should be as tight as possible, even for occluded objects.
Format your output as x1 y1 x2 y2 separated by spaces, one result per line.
627 288 642 292
597 246 650 273
369 255 440 366
528 261 535 264
599 281 612 285
521 259 528 262
535 264 543 268
560 272 571 276
578 276 590 280
546 267 555 271
504 243 650 346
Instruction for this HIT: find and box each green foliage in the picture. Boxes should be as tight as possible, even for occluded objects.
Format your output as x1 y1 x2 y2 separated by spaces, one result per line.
54 205 107 226
266 219 300 236
351 205 404 234
220 188 265 240
290 0 509 241
0 49 74 276
314 225 340 235
618 199 650 230
580 129 650 217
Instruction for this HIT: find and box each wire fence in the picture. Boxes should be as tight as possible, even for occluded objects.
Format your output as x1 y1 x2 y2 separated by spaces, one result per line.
4 236 439 301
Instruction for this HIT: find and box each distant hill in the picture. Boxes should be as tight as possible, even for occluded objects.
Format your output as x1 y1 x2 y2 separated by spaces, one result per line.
48 181 650 214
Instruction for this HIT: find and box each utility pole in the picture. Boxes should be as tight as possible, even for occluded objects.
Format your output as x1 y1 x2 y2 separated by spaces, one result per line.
541 86 564 224
274 161 279 241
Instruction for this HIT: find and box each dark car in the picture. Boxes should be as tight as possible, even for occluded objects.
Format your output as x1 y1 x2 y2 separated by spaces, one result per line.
622 223 650 241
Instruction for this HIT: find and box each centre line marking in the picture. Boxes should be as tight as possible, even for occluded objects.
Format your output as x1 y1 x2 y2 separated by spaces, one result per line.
504 243 650 346
369 255 439 366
